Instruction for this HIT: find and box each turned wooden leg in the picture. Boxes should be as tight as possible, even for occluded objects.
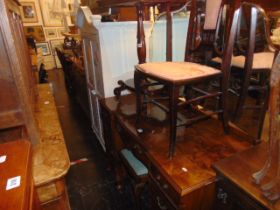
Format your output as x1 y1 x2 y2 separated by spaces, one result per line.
168 84 179 159
134 71 143 125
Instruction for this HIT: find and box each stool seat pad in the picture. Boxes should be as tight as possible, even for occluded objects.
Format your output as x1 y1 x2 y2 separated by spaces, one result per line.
136 62 220 82
120 149 148 176
212 52 274 69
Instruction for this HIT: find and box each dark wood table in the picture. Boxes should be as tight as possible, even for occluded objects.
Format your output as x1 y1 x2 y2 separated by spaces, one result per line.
213 142 280 210
100 94 254 209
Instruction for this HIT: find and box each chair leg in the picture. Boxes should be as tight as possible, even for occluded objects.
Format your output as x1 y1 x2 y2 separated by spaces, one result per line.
134 71 143 124
234 70 252 121
221 73 230 134
168 84 179 159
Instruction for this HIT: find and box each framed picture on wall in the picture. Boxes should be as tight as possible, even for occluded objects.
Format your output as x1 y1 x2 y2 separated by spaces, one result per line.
45 28 57 39
50 39 64 55
23 25 45 42
57 28 68 38
19 2 38 23
39 0 64 27
36 42 51 56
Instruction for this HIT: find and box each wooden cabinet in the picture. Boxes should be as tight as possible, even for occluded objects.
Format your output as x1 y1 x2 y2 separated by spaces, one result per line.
0 140 40 210
0 0 39 144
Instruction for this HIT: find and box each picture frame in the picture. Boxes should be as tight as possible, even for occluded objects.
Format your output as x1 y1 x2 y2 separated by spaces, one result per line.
36 42 51 56
57 28 68 38
50 39 64 55
45 28 57 39
23 25 45 42
39 0 64 27
19 2 38 23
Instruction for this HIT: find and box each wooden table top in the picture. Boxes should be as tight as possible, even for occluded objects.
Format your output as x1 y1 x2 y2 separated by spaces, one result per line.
101 94 253 196
0 140 31 210
213 142 280 209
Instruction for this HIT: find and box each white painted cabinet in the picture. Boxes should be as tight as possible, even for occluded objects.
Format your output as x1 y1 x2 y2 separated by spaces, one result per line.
77 7 152 150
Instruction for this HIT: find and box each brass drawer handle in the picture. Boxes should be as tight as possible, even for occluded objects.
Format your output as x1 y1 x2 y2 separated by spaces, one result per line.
156 175 161 181
217 188 228 204
163 184 168 190
156 196 168 210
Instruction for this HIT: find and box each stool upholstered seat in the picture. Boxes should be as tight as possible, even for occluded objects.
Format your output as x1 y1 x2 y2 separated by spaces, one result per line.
120 149 148 176
136 62 221 82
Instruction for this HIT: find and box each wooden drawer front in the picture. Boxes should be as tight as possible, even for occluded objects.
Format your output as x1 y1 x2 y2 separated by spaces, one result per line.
150 164 180 207
150 180 177 210
215 179 267 210
116 120 149 166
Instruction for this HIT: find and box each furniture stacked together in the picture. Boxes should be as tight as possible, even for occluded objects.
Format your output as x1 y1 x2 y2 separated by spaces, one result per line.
100 94 253 209
94 0 280 209
0 0 71 209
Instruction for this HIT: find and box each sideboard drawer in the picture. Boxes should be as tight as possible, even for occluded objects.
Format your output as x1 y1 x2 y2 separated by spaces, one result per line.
150 179 177 210
116 119 149 166
150 163 180 207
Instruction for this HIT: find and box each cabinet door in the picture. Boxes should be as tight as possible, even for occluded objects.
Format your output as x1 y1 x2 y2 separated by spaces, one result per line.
82 37 104 149
214 180 267 210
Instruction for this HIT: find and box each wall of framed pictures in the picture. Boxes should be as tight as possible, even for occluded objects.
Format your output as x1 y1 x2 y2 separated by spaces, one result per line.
19 0 73 70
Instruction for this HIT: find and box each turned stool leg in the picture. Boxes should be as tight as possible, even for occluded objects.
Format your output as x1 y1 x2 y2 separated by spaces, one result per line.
168 84 179 158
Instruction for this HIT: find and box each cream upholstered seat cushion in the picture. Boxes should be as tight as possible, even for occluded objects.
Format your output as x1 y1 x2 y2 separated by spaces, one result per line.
136 62 220 82
212 52 274 69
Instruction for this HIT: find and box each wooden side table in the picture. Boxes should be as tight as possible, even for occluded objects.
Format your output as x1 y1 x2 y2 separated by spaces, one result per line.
213 142 280 210
0 140 40 210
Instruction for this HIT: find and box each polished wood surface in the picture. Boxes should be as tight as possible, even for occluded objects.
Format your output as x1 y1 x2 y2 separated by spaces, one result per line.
213 142 280 209
0 140 40 210
100 94 253 209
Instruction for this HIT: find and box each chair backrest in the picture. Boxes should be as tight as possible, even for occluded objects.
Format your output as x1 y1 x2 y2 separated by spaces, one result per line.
238 3 278 70
184 0 229 64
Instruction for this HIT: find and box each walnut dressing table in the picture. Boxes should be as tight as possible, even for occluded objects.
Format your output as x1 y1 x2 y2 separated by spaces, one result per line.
100 94 254 209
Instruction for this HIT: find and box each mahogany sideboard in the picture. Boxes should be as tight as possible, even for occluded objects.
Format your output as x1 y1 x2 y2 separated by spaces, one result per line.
100 94 256 210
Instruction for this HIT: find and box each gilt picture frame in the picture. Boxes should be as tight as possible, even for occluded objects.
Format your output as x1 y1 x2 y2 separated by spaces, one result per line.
19 2 38 23
23 25 45 42
45 28 57 39
39 0 64 27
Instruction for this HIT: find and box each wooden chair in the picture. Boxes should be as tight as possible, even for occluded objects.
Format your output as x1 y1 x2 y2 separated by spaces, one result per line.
211 2 278 143
134 0 240 158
